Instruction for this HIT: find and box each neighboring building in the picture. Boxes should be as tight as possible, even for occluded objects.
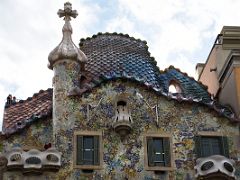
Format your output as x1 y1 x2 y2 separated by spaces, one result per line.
0 3 239 180
196 26 240 118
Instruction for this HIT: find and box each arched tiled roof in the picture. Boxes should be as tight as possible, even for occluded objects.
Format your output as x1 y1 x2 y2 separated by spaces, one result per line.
79 32 161 90
159 66 211 104
74 33 212 105
2 33 239 135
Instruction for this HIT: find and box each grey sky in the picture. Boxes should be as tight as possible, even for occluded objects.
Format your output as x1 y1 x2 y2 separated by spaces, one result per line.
1 0 240 129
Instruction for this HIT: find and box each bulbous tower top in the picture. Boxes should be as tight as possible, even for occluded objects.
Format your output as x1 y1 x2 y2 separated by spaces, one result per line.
48 2 87 70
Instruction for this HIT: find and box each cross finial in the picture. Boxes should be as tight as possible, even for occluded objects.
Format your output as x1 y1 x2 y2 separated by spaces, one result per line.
48 2 87 70
57 2 78 20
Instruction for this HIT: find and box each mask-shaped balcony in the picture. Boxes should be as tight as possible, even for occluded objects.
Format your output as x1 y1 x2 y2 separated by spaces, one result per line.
113 100 133 138
5 147 61 174
194 155 236 180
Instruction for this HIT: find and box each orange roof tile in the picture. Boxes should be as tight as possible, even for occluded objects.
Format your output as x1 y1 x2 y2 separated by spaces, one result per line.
2 88 52 135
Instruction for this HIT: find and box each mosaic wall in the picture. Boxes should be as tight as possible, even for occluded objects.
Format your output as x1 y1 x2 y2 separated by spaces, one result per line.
1 118 53 153
0 118 54 179
53 77 239 180
1 77 240 179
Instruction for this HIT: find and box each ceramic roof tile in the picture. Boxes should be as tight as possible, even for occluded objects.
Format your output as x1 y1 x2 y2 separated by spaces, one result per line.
79 33 161 89
2 88 52 135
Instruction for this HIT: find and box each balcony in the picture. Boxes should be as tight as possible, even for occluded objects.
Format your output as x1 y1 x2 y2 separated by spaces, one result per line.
194 155 236 180
5 147 61 174
113 100 133 138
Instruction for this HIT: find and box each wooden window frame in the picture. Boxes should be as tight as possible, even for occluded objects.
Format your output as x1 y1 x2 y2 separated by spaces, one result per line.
144 133 174 171
73 131 103 170
195 131 229 158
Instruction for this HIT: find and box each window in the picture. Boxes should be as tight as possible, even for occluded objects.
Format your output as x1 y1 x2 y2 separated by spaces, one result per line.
195 135 229 158
74 131 102 169
144 134 173 171
168 80 182 94
77 136 99 165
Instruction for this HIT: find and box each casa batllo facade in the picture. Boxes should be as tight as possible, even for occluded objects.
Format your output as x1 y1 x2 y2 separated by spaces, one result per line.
0 3 239 180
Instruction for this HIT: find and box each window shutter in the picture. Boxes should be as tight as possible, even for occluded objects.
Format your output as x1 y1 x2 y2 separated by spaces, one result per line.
163 138 171 167
222 136 229 158
147 137 154 166
194 136 202 158
93 136 99 165
77 135 84 165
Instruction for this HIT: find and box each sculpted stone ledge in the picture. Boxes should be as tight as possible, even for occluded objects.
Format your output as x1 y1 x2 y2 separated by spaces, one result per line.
4 147 61 174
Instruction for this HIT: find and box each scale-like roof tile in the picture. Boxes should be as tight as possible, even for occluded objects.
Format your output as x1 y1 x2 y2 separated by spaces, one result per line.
79 33 161 90
159 66 211 103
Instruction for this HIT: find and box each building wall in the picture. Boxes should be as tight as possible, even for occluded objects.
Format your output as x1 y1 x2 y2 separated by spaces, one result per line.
0 135 4 154
219 67 239 117
3 172 57 180
1 118 53 153
198 45 220 96
235 67 240 117
198 45 240 118
54 80 239 180
1 118 54 179
197 26 240 120
1 81 240 179
216 48 232 78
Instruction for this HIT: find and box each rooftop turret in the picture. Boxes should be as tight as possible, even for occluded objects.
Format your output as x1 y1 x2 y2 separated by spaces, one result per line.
48 2 87 70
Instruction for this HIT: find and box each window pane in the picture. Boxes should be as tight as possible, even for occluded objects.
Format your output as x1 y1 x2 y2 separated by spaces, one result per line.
153 138 163 152
147 137 154 166
211 138 221 155
83 151 93 164
202 138 211 157
201 137 222 157
153 138 164 165
83 136 94 165
84 136 94 149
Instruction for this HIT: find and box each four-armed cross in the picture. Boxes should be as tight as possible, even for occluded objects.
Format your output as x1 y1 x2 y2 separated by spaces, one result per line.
57 2 78 20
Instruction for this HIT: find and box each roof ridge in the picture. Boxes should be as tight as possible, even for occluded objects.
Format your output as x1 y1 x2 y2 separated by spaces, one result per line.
162 65 209 91
79 32 148 47
5 88 53 108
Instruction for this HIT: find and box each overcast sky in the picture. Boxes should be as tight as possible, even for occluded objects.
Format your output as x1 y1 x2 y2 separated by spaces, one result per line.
1 0 240 130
